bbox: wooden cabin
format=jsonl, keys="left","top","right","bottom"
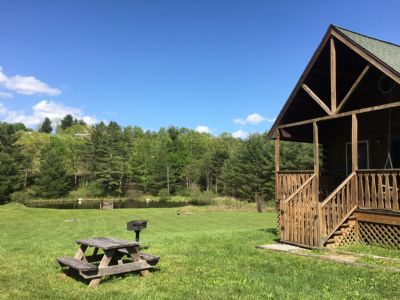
{"left": 268, "top": 25, "right": 400, "bottom": 249}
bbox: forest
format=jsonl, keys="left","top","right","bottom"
{"left": 0, "top": 115, "right": 314, "bottom": 204}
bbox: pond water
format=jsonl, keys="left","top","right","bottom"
{"left": 25, "top": 199, "right": 200, "bottom": 209}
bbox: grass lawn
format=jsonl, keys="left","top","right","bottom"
{"left": 0, "top": 204, "right": 399, "bottom": 299}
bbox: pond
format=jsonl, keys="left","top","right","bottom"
{"left": 25, "top": 199, "right": 202, "bottom": 209}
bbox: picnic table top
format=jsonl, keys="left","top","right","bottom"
{"left": 76, "top": 237, "right": 140, "bottom": 250}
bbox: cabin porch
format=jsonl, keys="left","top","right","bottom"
{"left": 275, "top": 108, "right": 400, "bottom": 249}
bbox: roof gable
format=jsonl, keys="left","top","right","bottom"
{"left": 335, "top": 26, "right": 400, "bottom": 75}
{"left": 267, "top": 25, "right": 400, "bottom": 139}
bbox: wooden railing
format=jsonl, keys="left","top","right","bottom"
{"left": 319, "top": 172, "right": 358, "bottom": 243}
{"left": 277, "top": 170, "right": 314, "bottom": 202}
{"left": 281, "top": 174, "right": 319, "bottom": 247}
{"left": 357, "top": 169, "right": 400, "bottom": 212}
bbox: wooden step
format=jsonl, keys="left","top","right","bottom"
{"left": 348, "top": 216, "right": 356, "bottom": 220}
{"left": 326, "top": 238, "right": 336, "bottom": 244}
{"left": 341, "top": 223, "right": 350, "bottom": 228}
{"left": 57, "top": 256, "right": 97, "bottom": 271}
{"left": 333, "top": 230, "right": 343, "bottom": 236}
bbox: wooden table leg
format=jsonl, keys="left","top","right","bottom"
{"left": 126, "top": 247, "right": 150, "bottom": 277}
{"left": 88, "top": 250, "right": 115, "bottom": 288}
{"left": 74, "top": 244, "right": 88, "bottom": 262}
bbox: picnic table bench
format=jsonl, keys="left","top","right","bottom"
{"left": 57, "top": 237, "right": 159, "bottom": 288}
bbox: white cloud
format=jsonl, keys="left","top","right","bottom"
{"left": 0, "top": 91, "right": 13, "bottom": 98}
{"left": 0, "top": 66, "right": 61, "bottom": 96}
{"left": 195, "top": 125, "right": 211, "bottom": 134}
{"left": 1, "top": 100, "right": 97, "bottom": 128}
{"left": 234, "top": 113, "right": 275, "bottom": 126}
{"left": 232, "top": 129, "right": 248, "bottom": 139}
{"left": 0, "top": 103, "right": 6, "bottom": 114}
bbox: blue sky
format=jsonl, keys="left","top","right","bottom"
{"left": 0, "top": 1, "right": 399, "bottom": 138}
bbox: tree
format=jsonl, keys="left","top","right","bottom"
{"left": 222, "top": 134, "right": 275, "bottom": 200}
{"left": 39, "top": 117, "right": 52, "bottom": 133}
{"left": 0, "top": 122, "right": 27, "bottom": 203}
{"left": 14, "top": 131, "right": 51, "bottom": 189}
{"left": 60, "top": 114, "right": 74, "bottom": 130}
{"left": 89, "top": 121, "right": 125, "bottom": 196}
{"left": 34, "top": 139, "right": 71, "bottom": 198}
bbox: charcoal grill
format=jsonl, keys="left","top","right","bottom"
{"left": 127, "top": 220, "right": 148, "bottom": 242}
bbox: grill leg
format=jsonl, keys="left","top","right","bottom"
{"left": 135, "top": 231, "right": 140, "bottom": 242}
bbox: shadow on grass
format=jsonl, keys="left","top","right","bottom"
{"left": 62, "top": 267, "right": 161, "bottom": 287}
{"left": 258, "top": 228, "right": 280, "bottom": 242}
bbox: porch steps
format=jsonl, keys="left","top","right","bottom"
{"left": 325, "top": 216, "right": 357, "bottom": 248}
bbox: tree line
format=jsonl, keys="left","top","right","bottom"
{"left": 0, "top": 115, "right": 314, "bottom": 204}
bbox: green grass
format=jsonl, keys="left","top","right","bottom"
{"left": 0, "top": 204, "right": 399, "bottom": 299}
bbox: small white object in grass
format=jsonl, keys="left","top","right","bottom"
{"left": 64, "top": 219, "right": 78, "bottom": 222}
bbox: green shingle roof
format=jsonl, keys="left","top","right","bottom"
{"left": 334, "top": 26, "right": 400, "bottom": 75}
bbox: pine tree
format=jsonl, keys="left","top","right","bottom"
{"left": 39, "top": 117, "right": 53, "bottom": 133}
{"left": 60, "top": 114, "right": 74, "bottom": 130}
{"left": 34, "top": 140, "right": 71, "bottom": 198}
{"left": 0, "top": 122, "right": 27, "bottom": 203}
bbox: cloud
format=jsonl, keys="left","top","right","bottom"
{"left": 0, "top": 91, "right": 13, "bottom": 98}
{"left": 232, "top": 129, "right": 248, "bottom": 139}
{"left": 0, "top": 66, "right": 61, "bottom": 96}
{"left": 234, "top": 113, "right": 275, "bottom": 126}
{"left": 0, "top": 103, "right": 6, "bottom": 114}
{"left": 195, "top": 125, "right": 211, "bottom": 134}
{"left": 1, "top": 100, "right": 98, "bottom": 128}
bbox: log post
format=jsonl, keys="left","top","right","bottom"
{"left": 313, "top": 122, "right": 319, "bottom": 201}
{"left": 275, "top": 131, "right": 281, "bottom": 236}
{"left": 313, "top": 121, "right": 323, "bottom": 247}
{"left": 352, "top": 114, "right": 359, "bottom": 207}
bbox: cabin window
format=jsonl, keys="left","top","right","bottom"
{"left": 346, "top": 140, "right": 369, "bottom": 175}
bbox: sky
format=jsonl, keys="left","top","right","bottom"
{"left": 0, "top": 0, "right": 400, "bottom": 138}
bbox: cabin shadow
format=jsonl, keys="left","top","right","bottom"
{"left": 259, "top": 228, "right": 279, "bottom": 241}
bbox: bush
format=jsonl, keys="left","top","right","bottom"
{"left": 158, "top": 189, "right": 171, "bottom": 202}
{"left": 188, "top": 185, "right": 215, "bottom": 205}
{"left": 69, "top": 182, "right": 104, "bottom": 198}
{"left": 126, "top": 188, "right": 142, "bottom": 201}
{"left": 10, "top": 191, "right": 31, "bottom": 203}
{"left": 188, "top": 184, "right": 201, "bottom": 202}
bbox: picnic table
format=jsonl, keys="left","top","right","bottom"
{"left": 57, "top": 237, "right": 159, "bottom": 288}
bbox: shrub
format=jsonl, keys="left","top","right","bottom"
{"left": 69, "top": 182, "right": 104, "bottom": 198}
{"left": 10, "top": 191, "right": 31, "bottom": 203}
{"left": 158, "top": 189, "right": 171, "bottom": 202}
{"left": 126, "top": 188, "right": 142, "bottom": 201}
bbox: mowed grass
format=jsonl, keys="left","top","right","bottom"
{"left": 0, "top": 204, "right": 399, "bottom": 299}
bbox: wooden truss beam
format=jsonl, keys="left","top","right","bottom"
{"left": 330, "top": 38, "right": 337, "bottom": 113}
{"left": 278, "top": 101, "right": 400, "bottom": 129}
{"left": 331, "top": 30, "right": 400, "bottom": 85}
{"left": 336, "top": 65, "right": 370, "bottom": 113}
{"left": 302, "top": 84, "right": 332, "bottom": 115}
